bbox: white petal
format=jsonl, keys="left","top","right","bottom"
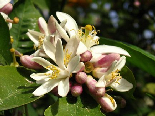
{"left": 113, "top": 56, "right": 126, "bottom": 71}
{"left": 67, "top": 56, "right": 80, "bottom": 73}
{"left": 33, "top": 79, "right": 59, "bottom": 96}
{"left": 90, "top": 52, "right": 103, "bottom": 63}
{"left": 76, "top": 41, "right": 88, "bottom": 55}
{"left": 32, "top": 57, "right": 52, "bottom": 68}
{"left": 110, "top": 78, "right": 133, "bottom": 92}
{"left": 73, "top": 62, "right": 84, "bottom": 73}
{"left": 0, "top": 0, "right": 10, "bottom": 8}
{"left": 43, "top": 38, "right": 56, "bottom": 61}
{"left": 30, "top": 71, "right": 52, "bottom": 81}
{"left": 38, "top": 17, "right": 48, "bottom": 36}
{"left": 55, "top": 39, "right": 65, "bottom": 69}
{"left": 91, "top": 45, "right": 131, "bottom": 57}
{"left": 56, "top": 22, "right": 69, "bottom": 42}
{"left": 65, "top": 37, "right": 80, "bottom": 58}
{"left": 58, "top": 77, "right": 69, "bottom": 97}
{"left": 56, "top": 12, "right": 78, "bottom": 38}
{"left": 95, "top": 75, "right": 106, "bottom": 87}
{"left": 48, "top": 15, "right": 56, "bottom": 34}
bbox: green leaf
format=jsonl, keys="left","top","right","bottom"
{"left": 0, "top": 14, "right": 12, "bottom": 65}
{"left": 0, "top": 66, "right": 40, "bottom": 111}
{"left": 44, "top": 93, "right": 105, "bottom": 116}
{"left": 99, "top": 37, "right": 155, "bottom": 77}
{"left": 9, "top": 0, "right": 41, "bottom": 54}
{"left": 120, "top": 66, "right": 136, "bottom": 99}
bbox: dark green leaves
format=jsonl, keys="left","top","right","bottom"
{"left": 99, "top": 37, "right": 155, "bottom": 77}
{"left": 9, "top": 0, "right": 41, "bottom": 54}
{"left": 0, "top": 14, "right": 12, "bottom": 65}
{"left": 44, "top": 93, "right": 105, "bottom": 116}
{"left": 0, "top": 66, "right": 39, "bottom": 111}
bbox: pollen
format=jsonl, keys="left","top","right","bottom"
{"left": 64, "top": 49, "right": 72, "bottom": 66}
{"left": 10, "top": 36, "right": 14, "bottom": 44}
{"left": 46, "top": 65, "right": 60, "bottom": 79}
{"left": 34, "top": 35, "right": 45, "bottom": 49}
{"left": 84, "top": 62, "right": 94, "bottom": 73}
{"left": 10, "top": 48, "right": 15, "bottom": 52}
{"left": 13, "top": 17, "right": 19, "bottom": 24}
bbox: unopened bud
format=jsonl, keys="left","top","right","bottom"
{"left": 20, "top": 55, "right": 43, "bottom": 69}
{"left": 96, "top": 87, "right": 105, "bottom": 97}
{"left": 0, "top": 3, "right": 13, "bottom": 14}
{"left": 71, "top": 83, "right": 83, "bottom": 97}
{"left": 80, "top": 50, "right": 92, "bottom": 62}
{"left": 134, "top": 0, "right": 140, "bottom": 7}
{"left": 99, "top": 94, "right": 117, "bottom": 113}
{"left": 94, "top": 53, "right": 120, "bottom": 68}
{"left": 75, "top": 72, "right": 87, "bottom": 84}
{"left": 92, "top": 67, "right": 107, "bottom": 78}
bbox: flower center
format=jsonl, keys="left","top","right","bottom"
{"left": 84, "top": 62, "right": 94, "bottom": 73}
{"left": 34, "top": 35, "right": 45, "bottom": 50}
{"left": 78, "top": 25, "right": 99, "bottom": 48}
{"left": 107, "top": 69, "right": 122, "bottom": 85}
{"left": 46, "top": 65, "right": 60, "bottom": 79}
{"left": 64, "top": 49, "right": 72, "bottom": 67}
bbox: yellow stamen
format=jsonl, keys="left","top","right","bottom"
{"left": 64, "top": 49, "right": 72, "bottom": 66}
{"left": 108, "top": 69, "right": 122, "bottom": 84}
{"left": 10, "top": 48, "right": 15, "bottom": 52}
{"left": 5, "top": 17, "right": 19, "bottom": 24}
{"left": 84, "top": 62, "right": 94, "bottom": 73}
{"left": 46, "top": 65, "right": 60, "bottom": 79}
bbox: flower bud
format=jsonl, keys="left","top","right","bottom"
{"left": 51, "top": 86, "right": 59, "bottom": 96}
{"left": 71, "top": 83, "right": 83, "bottom": 97}
{"left": 0, "top": 3, "right": 13, "bottom": 14}
{"left": 75, "top": 72, "right": 87, "bottom": 84}
{"left": 99, "top": 94, "right": 117, "bottom": 113}
{"left": 96, "top": 87, "right": 105, "bottom": 97}
{"left": 20, "top": 55, "right": 43, "bottom": 69}
{"left": 92, "top": 67, "right": 107, "bottom": 78}
{"left": 94, "top": 53, "right": 120, "bottom": 68}
{"left": 80, "top": 50, "right": 92, "bottom": 62}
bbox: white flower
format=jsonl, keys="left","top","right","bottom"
{"left": 27, "top": 15, "right": 66, "bottom": 57}
{"left": 0, "top": 0, "right": 10, "bottom": 9}
{"left": 56, "top": 12, "right": 100, "bottom": 54}
{"left": 96, "top": 56, "right": 133, "bottom": 92}
{"left": 31, "top": 39, "right": 83, "bottom": 97}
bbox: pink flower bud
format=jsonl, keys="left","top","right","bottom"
{"left": 0, "top": 3, "right": 13, "bottom": 14}
{"left": 94, "top": 53, "right": 120, "bottom": 68}
{"left": 80, "top": 50, "right": 92, "bottom": 62}
{"left": 75, "top": 72, "right": 87, "bottom": 84}
{"left": 96, "top": 87, "right": 105, "bottom": 97}
{"left": 71, "top": 83, "right": 83, "bottom": 97}
{"left": 134, "top": 0, "right": 140, "bottom": 7}
{"left": 20, "top": 55, "right": 43, "bottom": 69}
{"left": 92, "top": 67, "right": 107, "bottom": 78}
{"left": 99, "top": 94, "right": 117, "bottom": 112}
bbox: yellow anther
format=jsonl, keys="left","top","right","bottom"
{"left": 84, "top": 62, "right": 94, "bottom": 73}
{"left": 46, "top": 65, "right": 60, "bottom": 79}
{"left": 10, "top": 36, "right": 14, "bottom": 44}
{"left": 64, "top": 49, "right": 72, "bottom": 66}
{"left": 10, "top": 48, "right": 15, "bottom": 52}
{"left": 13, "top": 17, "right": 19, "bottom": 24}
{"left": 85, "top": 25, "right": 92, "bottom": 31}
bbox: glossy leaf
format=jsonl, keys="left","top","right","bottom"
{"left": 99, "top": 37, "right": 155, "bottom": 77}
{"left": 0, "top": 66, "right": 40, "bottom": 111}
{"left": 9, "top": 0, "right": 41, "bottom": 54}
{"left": 0, "top": 14, "right": 12, "bottom": 65}
{"left": 44, "top": 93, "right": 105, "bottom": 116}
{"left": 120, "top": 66, "right": 136, "bottom": 99}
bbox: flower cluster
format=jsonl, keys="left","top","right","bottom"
{"left": 20, "top": 12, "right": 133, "bottom": 112}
